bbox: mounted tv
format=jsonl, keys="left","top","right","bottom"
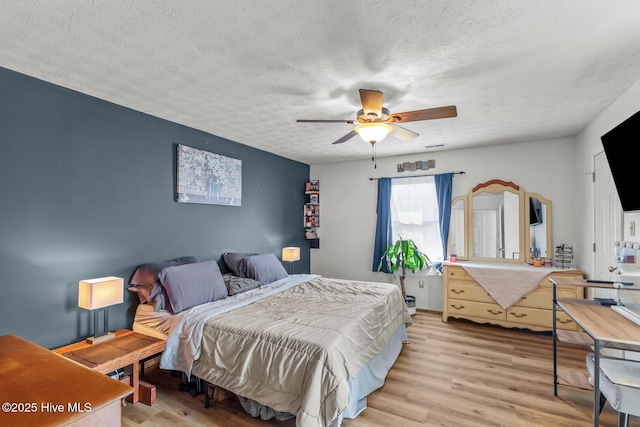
{"left": 601, "top": 110, "right": 640, "bottom": 212}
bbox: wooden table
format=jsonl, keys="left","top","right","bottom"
{"left": 0, "top": 334, "right": 132, "bottom": 427}
{"left": 52, "top": 330, "right": 166, "bottom": 405}
{"left": 550, "top": 277, "right": 640, "bottom": 426}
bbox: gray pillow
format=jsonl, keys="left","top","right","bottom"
{"left": 223, "top": 274, "right": 262, "bottom": 296}
{"left": 158, "top": 260, "right": 227, "bottom": 313}
{"left": 129, "top": 256, "right": 198, "bottom": 304}
{"left": 130, "top": 256, "right": 198, "bottom": 287}
{"left": 242, "top": 253, "right": 288, "bottom": 284}
{"left": 223, "top": 252, "right": 258, "bottom": 277}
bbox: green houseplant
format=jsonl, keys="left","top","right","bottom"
{"left": 377, "top": 237, "right": 431, "bottom": 303}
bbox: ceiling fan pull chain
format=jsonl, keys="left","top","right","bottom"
{"left": 372, "top": 144, "right": 377, "bottom": 169}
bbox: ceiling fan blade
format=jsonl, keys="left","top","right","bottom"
{"left": 297, "top": 119, "right": 354, "bottom": 123}
{"left": 332, "top": 130, "right": 358, "bottom": 144}
{"left": 390, "top": 124, "right": 419, "bottom": 141}
{"left": 390, "top": 105, "right": 457, "bottom": 123}
{"left": 359, "top": 89, "right": 383, "bottom": 117}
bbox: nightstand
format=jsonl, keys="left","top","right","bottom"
{"left": 53, "top": 330, "right": 166, "bottom": 405}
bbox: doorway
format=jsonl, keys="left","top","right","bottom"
{"left": 593, "top": 151, "right": 623, "bottom": 298}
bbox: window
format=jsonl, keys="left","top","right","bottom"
{"left": 390, "top": 176, "right": 444, "bottom": 263}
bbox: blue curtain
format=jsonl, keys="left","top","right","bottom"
{"left": 435, "top": 173, "right": 453, "bottom": 271}
{"left": 372, "top": 178, "right": 392, "bottom": 273}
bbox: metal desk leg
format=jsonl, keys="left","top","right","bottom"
{"left": 552, "top": 281, "right": 558, "bottom": 396}
{"left": 593, "top": 340, "right": 600, "bottom": 427}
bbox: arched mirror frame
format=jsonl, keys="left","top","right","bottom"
{"left": 467, "top": 179, "right": 525, "bottom": 263}
{"left": 524, "top": 192, "right": 552, "bottom": 265}
{"left": 448, "top": 196, "right": 468, "bottom": 260}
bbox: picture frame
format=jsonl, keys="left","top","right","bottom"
{"left": 176, "top": 144, "right": 242, "bottom": 206}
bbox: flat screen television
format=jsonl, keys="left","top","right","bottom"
{"left": 601, "top": 110, "right": 640, "bottom": 212}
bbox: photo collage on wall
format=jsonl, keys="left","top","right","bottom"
{"left": 305, "top": 180, "right": 319, "bottom": 240}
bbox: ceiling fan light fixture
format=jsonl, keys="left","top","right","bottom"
{"left": 354, "top": 123, "right": 393, "bottom": 144}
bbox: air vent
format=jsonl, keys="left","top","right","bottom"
{"left": 424, "top": 144, "right": 445, "bottom": 149}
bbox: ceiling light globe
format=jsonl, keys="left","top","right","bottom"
{"left": 355, "top": 123, "right": 392, "bottom": 144}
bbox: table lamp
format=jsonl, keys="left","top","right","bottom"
{"left": 78, "top": 276, "right": 124, "bottom": 344}
{"left": 282, "top": 247, "right": 300, "bottom": 274}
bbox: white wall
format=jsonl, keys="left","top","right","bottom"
{"left": 310, "top": 137, "right": 576, "bottom": 311}
{"left": 574, "top": 79, "right": 640, "bottom": 277}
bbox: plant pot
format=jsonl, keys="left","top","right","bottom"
{"left": 405, "top": 295, "right": 416, "bottom": 316}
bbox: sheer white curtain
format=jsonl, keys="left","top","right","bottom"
{"left": 390, "top": 176, "right": 444, "bottom": 264}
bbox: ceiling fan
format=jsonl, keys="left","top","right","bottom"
{"left": 297, "top": 89, "right": 457, "bottom": 145}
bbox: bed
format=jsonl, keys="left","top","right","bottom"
{"left": 129, "top": 254, "right": 412, "bottom": 427}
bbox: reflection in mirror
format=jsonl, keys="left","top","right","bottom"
{"left": 448, "top": 196, "right": 466, "bottom": 259}
{"left": 471, "top": 192, "right": 521, "bottom": 259}
{"left": 525, "top": 193, "right": 552, "bottom": 264}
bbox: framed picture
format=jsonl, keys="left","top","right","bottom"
{"left": 176, "top": 144, "right": 242, "bottom": 206}
{"left": 305, "top": 180, "right": 319, "bottom": 192}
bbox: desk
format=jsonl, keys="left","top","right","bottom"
{"left": 550, "top": 277, "right": 640, "bottom": 426}
{"left": 0, "top": 334, "right": 132, "bottom": 426}
{"left": 52, "top": 330, "right": 166, "bottom": 405}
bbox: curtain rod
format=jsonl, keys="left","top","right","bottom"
{"left": 368, "top": 171, "right": 466, "bottom": 181}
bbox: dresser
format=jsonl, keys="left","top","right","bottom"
{"left": 442, "top": 263, "right": 584, "bottom": 331}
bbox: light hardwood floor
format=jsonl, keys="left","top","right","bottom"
{"left": 123, "top": 311, "right": 637, "bottom": 426}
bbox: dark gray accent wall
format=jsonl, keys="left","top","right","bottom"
{"left": 0, "top": 67, "right": 309, "bottom": 348}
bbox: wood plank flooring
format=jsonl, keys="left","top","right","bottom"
{"left": 123, "top": 311, "right": 637, "bottom": 426}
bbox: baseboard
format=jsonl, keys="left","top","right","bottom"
{"left": 416, "top": 308, "right": 443, "bottom": 315}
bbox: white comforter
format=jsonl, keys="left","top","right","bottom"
{"left": 160, "top": 274, "right": 411, "bottom": 427}
{"left": 160, "top": 274, "right": 316, "bottom": 375}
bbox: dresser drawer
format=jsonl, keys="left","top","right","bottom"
{"left": 506, "top": 306, "right": 578, "bottom": 331}
{"left": 514, "top": 287, "right": 577, "bottom": 309}
{"left": 446, "top": 267, "right": 474, "bottom": 282}
{"left": 555, "top": 310, "right": 578, "bottom": 331}
{"left": 447, "top": 298, "right": 506, "bottom": 321}
{"left": 448, "top": 280, "right": 496, "bottom": 304}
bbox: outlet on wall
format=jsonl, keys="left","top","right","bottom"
{"left": 418, "top": 280, "right": 425, "bottom": 288}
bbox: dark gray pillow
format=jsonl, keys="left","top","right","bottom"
{"left": 129, "top": 256, "right": 198, "bottom": 304}
{"left": 223, "top": 274, "right": 262, "bottom": 296}
{"left": 242, "top": 253, "right": 288, "bottom": 284}
{"left": 223, "top": 252, "right": 258, "bottom": 277}
{"left": 158, "top": 260, "right": 227, "bottom": 313}
{"left": 130, "top": 256, "right": 199, "bottom": 287}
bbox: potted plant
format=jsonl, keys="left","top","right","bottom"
{"left": 377, "top": 237, "right": 431, "bottom": 314}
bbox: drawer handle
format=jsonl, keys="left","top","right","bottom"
{"left": 487, "top": 309, "right": 503, "bottom": 315}
{"left": 450, "top": 304, "right": 465, "bottom": 310}
{"left": 557, "top": 318, "right": 573, "bottom": 324}
{"left": 451, "top": 289, "right": 465, "bottom": 294}
{"left": 510, "top": 313, "right": 527, "bottom": 318}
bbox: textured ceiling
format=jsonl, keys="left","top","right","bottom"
{"left": 2, "top": 1, "right": 640, "bottom": 165}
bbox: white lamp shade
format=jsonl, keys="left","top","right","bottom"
{"left": 282, "top": 247, "right": 301, "bottom": 262}
{"left": 78, "top": 276, "right": 124, "bottom": 310}
{"left": 355, "top": 123, "right": 392, "bottom": 144}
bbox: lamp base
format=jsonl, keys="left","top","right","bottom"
{"left": 86, "top": 332, "right": 115, "bottom": 345}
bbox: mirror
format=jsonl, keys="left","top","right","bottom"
{"left": 468, "top": 180, "right": 524, "bottom": 263}
{"left": 525, "top": 193, "right": 552, "bottom": 264}
{"left": 448, "top": 196, "right": 467, "bottom": 260}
